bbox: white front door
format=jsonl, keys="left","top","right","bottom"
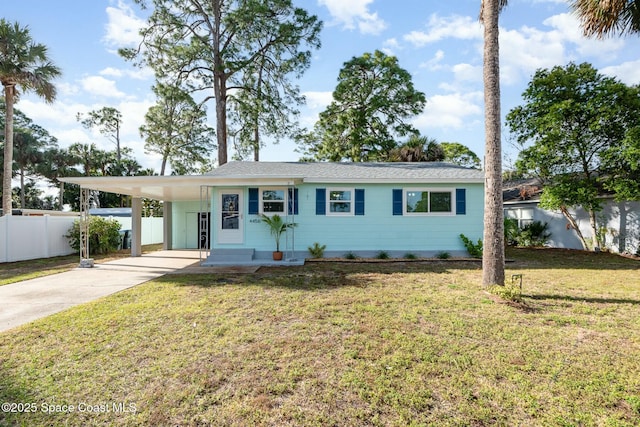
{"left": 217, "top": 189, "right": 243, "bottom": 244}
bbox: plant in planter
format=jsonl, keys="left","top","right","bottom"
{"left": 261, "top": 214, "right": 296, "bottom": 260}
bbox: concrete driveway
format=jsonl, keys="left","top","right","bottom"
{"left": 0, "top": 250, "right": 201, "bottom": 333}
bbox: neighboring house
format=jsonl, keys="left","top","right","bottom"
{"left": 503, "top": 178, "right": 640, "bottom": 254}
{"left": 62, "top": 161, "right": 485, "bottom": 264}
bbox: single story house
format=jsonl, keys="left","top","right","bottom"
{"left": 503, "top": 178, "right": 640, "bottom": 254}
{"left": 62, "top": 161, "right": 485, "bottom": 264}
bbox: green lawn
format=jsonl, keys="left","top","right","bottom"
{"left": 1, "top": 248, "right": 639, "bottom": 426}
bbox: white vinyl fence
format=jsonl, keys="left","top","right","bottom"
{"left": 0, "top": 215, "right": 77, "bottom": 263}
{"left": 113, "top": 217, "right": 164, "bottom": 248}
{"left": 0, "top": 215, "right": 164, "bottom": 263}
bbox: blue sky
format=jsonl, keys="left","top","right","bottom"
{"left": 3, "top": 0, "right": 639, "bottom": 174}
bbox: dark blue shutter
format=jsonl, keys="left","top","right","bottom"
{"left": 456, "top": 188, "right": 466, "bottom": 215}
{"left": 392, "top": 189, "right": 403, "bottom": 216}
{"left": 316, "top": 188, "right": 326, "bottom": 215}
{"left": 354, "top": 189, "right": 365, "bottom": 215}
{"left": 248, "top": 188, "right": 259, "bottom": 214}
{"left": 287, "top": 188, "right": 299, "bottom": 215}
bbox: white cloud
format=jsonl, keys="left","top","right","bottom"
{"left": 543, "top": 13, "right": 624, "bottom": 59}
{"left": 451, "top": 63, "right": 481, "bottom": 83}
{"left": 499, "top": 25, "right": 566, "bottom": 85}
{"left": 57, "top": 82, "right": 80, "bottom": 97}
{"left": 382, "top": 38, "right": 400, "bottom": 55}
{"left": 358, "top": 12, "right": 387, "bottom": 35}
{"left": 80, "top": 76, "right": 126, "bottom": 98}
{"left": 103, "top": 0, "right": 145, "bottom": 47}
{"left": 413, "top": 92, "right": 483, "bottom": 130}
{"left": 100, "top": 66, "right": 154, "bottom": 81}
{"left": 100, "top": 67, "right": 124, "bottom": 78}
{"left": 16, "top": 99, "right": 85, "bottom": 127}
{"left": 419, "top": 50, "right": 445, "bottom": 71}
{"left": 498, "top": 13, "right": 625, "bottom": 86}
{"left": 318, "top": 0, "right": 387, "bottom": 35}
{"left": 404, "top": 14, "right": 481, "bottom": 47}
{"left": 302, "top": 91, "right": 333, "bottom": 110}
{"left": 602, "top": 60, "right": 640, "bottom": 85}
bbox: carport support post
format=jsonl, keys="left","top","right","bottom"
{"left": 131, "top": 197, "right": 142, "bottom": 257}
{"left": 163, "top": 201, "right": 172, "bottom": 250}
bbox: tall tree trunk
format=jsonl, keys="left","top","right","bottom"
{"left": 588, "top": 208, "right": 600, "bottom": 250}
{"left": 481, "top": 0, "right": 505, "bottom": 286}
{"left": 253, "top": 124, "right": 260, "bottom": 161}
{"left": 160, "top": 155, "right": 167, "bottom": 176}
{"left": 215, "top": 79, "right": 228, "bottom": 166}
{"left": 20, "top": 168, "right": 25, "bottom": 209}
{"left": 253, "top": 64, "right": 265, "bottom": 162}
{"left": 212, "top": 0, "right": 227, "bottom": 166}
{"left": 116, "top": 121, "right": 121, "bottom": 163}
{"left": 2, "top": 84, "right": 15, "bottom": 216}
{"left": 59, "top": 181, "right": 64, "bottom": 211}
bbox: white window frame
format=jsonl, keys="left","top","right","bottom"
{"left": 505, "top": 207, "right": 534, "bottom": 228}
{"left": 327, "top": 187, "right": 354, "bottom": 216}
{"left": 259, "top": 188, "right": 287, "bottom": 215}
{"left": 403, "top": 188, "right": 455, "bottom": 216}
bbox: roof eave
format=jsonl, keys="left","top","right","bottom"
{"left": 304, "top": 178, "right": 485, "bottom": 184}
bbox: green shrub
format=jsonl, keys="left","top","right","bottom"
{"left": 515, "top": 221, "right": 551, "bottom": 247}
{"left": 489, "top": 284, "right": 523, "bottom": 303}
{"left": 436, "top": 251, "right": 451, "bottom": 259}
{"left": 308, "top": 242, "right": 326, "bottom": 258}
{"left": 376, "top": 250, "right": 390, "bottom": 259}
{"left": 403, "top": 252, "right": 417, "bottom": 259}
{"left": 504, "top": 217, "right": 520, "bottom": 246}
{"left": 66, "top": 216, "right": 122, "bottom": 255}
{"left": 344, "top": 251, "right": 358, "bottom": 260}
{"left": 460, "top": 234, "right": 483, "bottom": 258}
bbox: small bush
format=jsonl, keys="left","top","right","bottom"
{"left": 489, "top": 284, "right": 523, "bottom": 303}
{"left": 504, "top": 218, "right": 519, "bottom": 246}
{"left": 436, "top": 251, "right": 451, "bottom": 259}
{"left": 403, "top": 253, "right": 417, "bottom": 259}
{"left": 460, "top": 234, "right": 483, "bottom": 258}
{"left": 66, "top": 216, "right": 122, "bottom": 255}
{"left": 376, "top": 250, "right": 390, "bottom": 259}
{"left": 344, "top": 251, "right": 358, "bottom": 260}
{"left": 307, "top": 242, "right": 326, "bottom": 258}
{"left": 515, "top": 221, "right": 551, "bottom": 247}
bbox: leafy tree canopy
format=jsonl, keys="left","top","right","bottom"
{"left": 140, "top": 83, "right": 215, "bottom": 175}
{"left": 440, "top": 142, "right": 482, "bottom": 169}
{"left": 507, "top": 62, "right": 640, "bottom": 249}
{"left": 300, "top": 50, "right": 426, "bottom": 162}
{"left": 122, "top": 0, "right": 322, "bottom": 165}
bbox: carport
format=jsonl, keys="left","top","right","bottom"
{"left": 60, "top": 175, "right": 221, "bottom": 258}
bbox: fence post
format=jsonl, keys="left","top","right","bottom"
{"left": 1, "top": 216, "right": 7, "bottom": 263}
{"left": 44, "top": 215, "right": 50, "bottom": 259}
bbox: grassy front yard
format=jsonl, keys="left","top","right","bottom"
{"left": 1, "top": 248, "right": 639, "bottom": 426}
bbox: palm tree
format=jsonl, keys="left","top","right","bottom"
{"left": 0, "top": 19, "right": 61, "bottom": 216}
{"left": 388, "top": 135, "right": 445, "bottom": 162}
{"left": 480, "top": 0, "right": 508, "bottom": 287}
{"left": 571, "top": 0, "right": 640, "bottom": 37}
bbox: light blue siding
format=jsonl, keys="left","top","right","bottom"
{"left": 172, "top": 182, "right": 484, "bottom": 256}
{"left": 172, "top": 201, "right": 203, "bottom": 249}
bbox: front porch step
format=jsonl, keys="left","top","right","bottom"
{"left": 205, "top": 249, "right": 255, "bottom": 263}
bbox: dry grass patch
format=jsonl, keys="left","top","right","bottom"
{"left": 0, "top": 249, "right": 639, "bottom": 426}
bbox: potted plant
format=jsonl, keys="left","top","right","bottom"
{"left": 261, "top": 214, "right": 296, "bottom": 260}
